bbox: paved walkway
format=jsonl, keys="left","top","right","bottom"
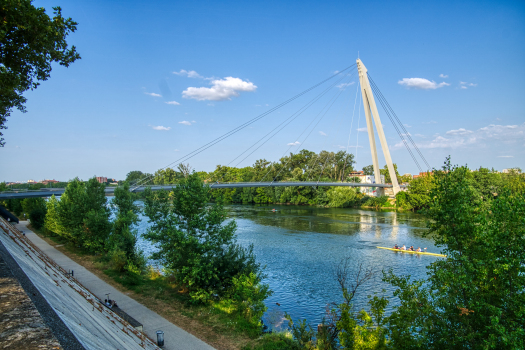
{"left": 15, "top": 221, "right": 215, "bottom": 350}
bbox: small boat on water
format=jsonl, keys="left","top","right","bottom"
{"left": 377, "top": 246, "right": 446, "bottom": 258}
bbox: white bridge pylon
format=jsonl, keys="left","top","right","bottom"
{"left": 357, "top": 59, "right": 401, "bottom": 195}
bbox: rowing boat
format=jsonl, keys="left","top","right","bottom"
{"left": 377, "top": 246, "right": 446, "bottom": 258}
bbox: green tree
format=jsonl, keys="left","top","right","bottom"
{"left": 22, "top": 197, "right": 47, "bottom": 228}
{"left": 110, "top": 181, "right": 144, "bottom": 272}
{"left": 0, "top": 0, "right": 80, "bottom": 146}
{"left": 58, "top": 178, "right": 111, "bottom": 252}
{"left": 143, "top": 172, "right": 267, "bottom": 304}
{"left": 384, "top": 158, "right": 525, "bottom": 349}
{"left": 380, "top": 164, "right": 399, "bottom": 184}
{"left": 44, "top": 195, "right": 63, "bottom": 234}
{"left": 362, "top": 165, "right": 374, "bottom": 175}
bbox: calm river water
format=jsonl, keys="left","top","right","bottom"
{"left": 135, "top": 203, "right": 440, "bottom": 330}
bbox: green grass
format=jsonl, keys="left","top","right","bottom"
{"left": 242, "top": 333, "right": 299, "bottom": 350}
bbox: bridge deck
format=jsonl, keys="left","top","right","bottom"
{"left": 0, "top": 182, "right": 394, "bottom": 200}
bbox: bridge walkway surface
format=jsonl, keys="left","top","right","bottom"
{"left": 1, "top": 220, "right": 215, "bottom": 350}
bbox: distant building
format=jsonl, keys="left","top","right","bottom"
{"left": 347, "top": 173, "right": 386, "bottom": 195}
{"left": 27, "top": 179, "right": 36, "bottom": 184}
{"left": 40, "top": 179, "right": 59, "bottom": 185}
{"left": 96, "top": 177, "right": 108, "bottom": 184}
{"left": 402, "top": 173, "right": 413, "bottom": 179}
{"left": 413, "top": 171, "right": 433, "bottom": 179}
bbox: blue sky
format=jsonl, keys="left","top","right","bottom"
{"left": 1, "top": 0, "right": 524, "bottom": 182}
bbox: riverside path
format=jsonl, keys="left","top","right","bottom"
{"left": 11, "top": 220, "right": 215, "bottom": 350}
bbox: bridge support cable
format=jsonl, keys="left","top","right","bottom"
{"left": 257, "top": 76, "right": 350, "bottom": 184}
{"left": 260, "top": 72, "right": 357, "bottom": 183}
{"left": 314, "top": 91, "right": 355, "bottom": 184}
{"left": 130, "top": 64, "right": 357, "bottom": 190}
{"left": 217, "top": 68, "right": 354, "bottom": 184}
{"left": 368, "top": 80, "right": 423, "bottom": 173}
{"left": 367, "top": 74, "right": 431, "bottom": 171}
{"left": 353, "top": 81, "right": 363, "bottom": 181}
{"left": 341, "top": 79, "right": 361, "bottom": 181}
{"left": 301, "top": 89, "right": 352, "bottom": 183}
{"left": 261, "top": 85, "right": 347, "bottom": 184}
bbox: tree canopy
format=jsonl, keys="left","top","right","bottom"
{"left": 0, "top": 0, "right": 80, "bottom": 146}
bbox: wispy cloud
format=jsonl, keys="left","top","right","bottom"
{"left": 173, "top": 69, "right": 203, "bottom": 79}
{"left": 357, "top": 127, "right": 368, "bottom": 132}
{"left": 414, "top": 134, "right": 425, "bottom": 138}
{"left": 446, "top": 128, "right": 473, "bottom": 135}
{"left": 287, "top": 141, "right": 301, "bottom": 146}
{"left": 183, "top": 77, "right": 257, "bottom": 101}
{"left": 337, "top": 82, "right": 355, "bottom": 90}
{"left": 150, "top": 125, "right": 171, "bottom": 131}
{"left": 398, "top": 78, "right": 449, "bottom": 90}
{"left": 179, "top": 121, "right": 192, "bottom": 126}
{"left": 145, "top": 92, "right": 162, "bottom": 97}
{"left": 174, "top": 149, "right": 180, "bottom": 152}
{"left": 459, "top": 81, "right": 477, "bottom": 89}
{"left": 393, "top": 123, "right": 524, "bottom": 150}
{"left": 439, "top": 74, "right": 448, "bottom": 78}
{"left": 404, "top": 124, "right": 411, "bottom": 128}
{"left": 319, "top": 131, "right": 327, "bottom": 136}
{"left": 165, "top": 101, "right": 180, "bottom": 105}
{"left": 498, "top": 155, "right": 514, "bottom": 158}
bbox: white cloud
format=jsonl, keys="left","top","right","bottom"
{"left": 165, "top": 101, "right": 180, "bottom": 105}
{"left": 337, "top": 82, "right": 355, "bottom": 90}
{"left": 398, "top": 78, "right": 450, "bottom": 90}
{"left": 191, "top": 120, "right": 196, "bottom": 123}
{"left": 393, "top": 123, "right": 525, "bottom": 150}
{"left": 287, "top": 141, "right": 301, "bottom": 146}
{"left": 446, "top": 128, "right": 473, "bottom": 135}
{"left": 183, "top": 77, "right": 257, "bottom": 101}
{"left": 319, "top": 131, "right": 327, "bottom": 136}
{"left": 498, "top": 155, "right": 513, "bottom": 158}
{"left": 414, "top": 134, "right": 425, "bottom": 138}
{"left": 179, "top": 121, "right": 192, "bottom": 126}
{"left": 173, "top": 69, "right": 203, "bottom": 78}
{"left": 459, "top": 81, "right": 477, "bottom": 89}
{"left": 151, "top": 125, "right": 171, "bottom": 131}
{"left": 174, "top": 149, "right": 180, "bottom": 152}
{"left": 439, "top": 74, "right": 448, "bottom": 78}
{"left": 357, "top": 127, "right": 368, "bottom": 132}
{"left": 145, "top": 92, "right": 162, "bottom": 97}
{"left": 404, "top": 124, "right": 411, "bottom": 128}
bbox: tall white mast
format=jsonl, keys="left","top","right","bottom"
{"left": 356, "top": 58, "right": 400, "bottom": 195}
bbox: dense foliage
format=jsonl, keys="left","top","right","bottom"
{"left": 143, "top": 172, "right": 271, "bottom": 309}
{"left": 383, "top": 159, "right": 525, "bottom": 350}
{"left": 0, "top": 0, "right": 80, "bottom": 146}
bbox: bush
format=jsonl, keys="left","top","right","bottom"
{"left": 228, "top": 273, "right": 272, "bottom": 325}
{"left": 29, "top": 207, "right": 46, "bottom": 229}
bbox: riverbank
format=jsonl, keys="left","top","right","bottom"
{"left": 26, "top": 222, "right": 277, "bottom": 350}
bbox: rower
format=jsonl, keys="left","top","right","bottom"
{"left": 409, "top": 246, "right": 414, "bottom": 251}
{"left": 401, "top": 245, "right": 406, "bottom": 250}
{"left": 393, "top": 244, "right": 399, "bottom": 249}
{"left": 416, "top": 247, "right": 422, "bottom": 252}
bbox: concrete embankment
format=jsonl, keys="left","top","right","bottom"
{"left": 0, "top": 218, "right": 215, "bottom": 350}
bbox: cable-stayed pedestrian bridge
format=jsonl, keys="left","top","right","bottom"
{"left": 2, "top": 59, "right": 428, "bottom": 201}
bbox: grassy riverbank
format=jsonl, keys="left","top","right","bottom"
{"left": 29, "top": 224, "right": 285, "bottom": 350}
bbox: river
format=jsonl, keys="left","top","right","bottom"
{"left": 135, "top": 203, "right": 440, "bottom": 330}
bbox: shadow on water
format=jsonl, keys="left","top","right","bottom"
{"left": 136, "top": 203, "right": 440, "bottom": 331}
